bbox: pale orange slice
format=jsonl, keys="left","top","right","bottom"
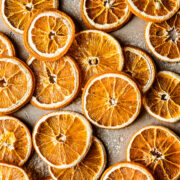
{"left": 126, "top": 0, "right": 180, "bottom": 22}
{"left": 33, "top": 111, "right": 93, "bottom": 168}
{"left": 143, "top": 71, "right": 180, "bottom": 123}
{"left": 81, "top": 0, "right": 131, "bottom": 32}
{"left": 0, "top": 32, "right": 15, "bottom": 57}
{"left": 0, "top": 163, "right": 29, "bottom": 179}
{"left": 145, "top": 11, "right": 180, "bottom": 63}
{"left": 24, "top": 9, "right": 75, "bottom": 61}
{"left": 68, "top": 30, "right": 124, "bottom": 87}
{"left": 1, "top": 0, "right": 59, "bottom": 34}
{"left": 0, "top": 57, "right": 35, "bottom": 114}
{"left": 49, "top": 137, "right": 106, "bottom": 180}
{"left": 27, "top": 56, "right": 80, "bottom": 110}
{"left": 82, "top": 72, "right": 141, "bottom": 129}
{"left": 127, "top": 125, "right": 180, "bottom": 180}
{"left": 0, "top": 116, "right": 32, "bottom": 166}
{"left": 101, "top": 162, "right": 154, "bottom": 180}
{"left": 124, "top": 46, "right": 156, "bottom": 93}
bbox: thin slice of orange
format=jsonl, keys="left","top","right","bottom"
{"left": 124, "top": 46, "right": 156, "bottom": 93}
{"left": 27, "top": 56, "right": 80, "bottom": 110}
{"left": 24, "top": 9, "right": 75, "bottom": 61}
{"left": 145, "top": 11, "right": 180, "bottom": 63}
{"left": 82, "top": 72, "right": 141, "bottom": 129}
{"left": 0, "top": 32, "right": 15, "bottom": 57}
{"left": 0, "top": 57, "right": 35, "bottom": 114}
{"left": 126, "top": 0, "right": 180, "bottom": 22}
{"left": 0, "top": 163, "right": 29, "bottom": 179}
{"left": 127, "top": 125, "right": 180, "bottom": 180}
{"left": 1, "top": 0, "right": 59, "bottom": 34}
{"left": 143, "top": 71, "right": 180, "bottom": 123}
{"left": 68, "top": 30, "right": 124, "bottom": 87}
{"left": 81, "top": 0, "right": 131, "bottom": 32}
{"left": 0, "top": 116, "right": 32, "bottom": 166}
{"left": 101, "top": 162, "right": 154, "bottom": 180}
{"left": 33, "top": 111, "right": 93, "bottom": 168}
{"left": 49, "top": 137, "right": 106, "bottom": 180}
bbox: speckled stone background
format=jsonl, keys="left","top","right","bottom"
{"left": 0, "top": 0, "right": 179, "bottom": 179}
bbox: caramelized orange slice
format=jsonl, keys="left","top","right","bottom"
{"left": 82, "top": 73, "right": 141, "bottom": 129}
{"left": 143, "top": 71, "right": 180, "bottom": 123}
{"left": 81, "top": 0, "right": 131, "bottom": 32}
{"left": 27, "top": 56, "right": 80, "bottom": 110}
{"left": 33, "top": 111, "right": 92, "bottom": 168}
{"left": 101, "top": 162, "right": 154, "bottom": 180}
{"left": 127, "top": 125, "right": 180, "bottom": 180}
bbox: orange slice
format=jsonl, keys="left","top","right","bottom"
{"left": 81, "top": 0, "right": 131, "bottom": 32}
{"left": 124, "top": 46, "right": 156, "bottom": 93}
{"left": 23, "top": 9, "right": 75, "bottom": 61}
{"left": 0, "top": 57, "right": 35, "bottom": 114}
{"left": 127, "top": 125, "right": 180, "bottom": 180}
{"left": 126, "top": 0, "right": 180, "bottom": 22}
{"left": 0, "top": 163, "right": 29, "bottom": 179}
{"left": 101, "top": 162, "right": 154, "bottom": 180}
{"left": 68, "top": 30, "right": 124, "bottom": 87}
{"left": 145, "top": 11, "right": 180, "bottom": 63}
{"left": 33, "top": 111, "right": 93, "bottom": 168}
{"left": 0, "top": 32, "right": 15, "bottom": 57}
{"left": 1, "top": 0, "right": 59, "bottom": 34}
{"left": 49, "top": 137, "right": 106, "bottom": 180}
{"left": 0, "top": 116, "right": 32, "bottom": 166}
{"left": 27, "top": 56, "right": 80, "bottom": 110}
{"left": 82, "top": 72, "right": 141, "bottom": 129}
{"left": 143, "top": 71, "right": 180, "bottom": 123}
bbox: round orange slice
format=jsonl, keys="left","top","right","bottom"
{"left": 68, "top": 30, "right": 124, "bottom": 87}
{"left": 27, "top": 56, "right": 80, "bottom": 110}
{"left": 23, "top": 9, "right": 75, "bottom": 61}
{"left": 0, "top": 116, "right": 32, "bottom": 166}
{"left": 81, "top": 0, "right": 131, "bottom": 32}
{"left": 101, "top": 162, "right": 154, "bottom": 180}
{"left": 82, "top": 72, "right": 141, "bottom": 129}
{"left": 145, "top": 11, "right": 180, "bottom": 63}
{"left": 0, "top": 163, "right": 29, "bottom": 179}
{"left": 1, "top": 0, "right": 59, "bottom": 34}
{"left": 49, "top": 137, "right": 106, "bottom": 180}
{"left": 126, "top": 0, "right": 180, "bottom": 22}
{"left": 127, "top": 125, "right": 180, "bottom": 180}
{"left": 143, "top": 71, "right": 180, "bottom": 123}
{"left": 0, "top": 57, "right": 35, "bottom": 114}
{"left": 0, "top": 32, "right": 15, "bottom": 57}
{"left": 124, "top": 46, "right": 156, "bottom": 93}
{"left": 32, "top": 111, "right": 93, "bottom": 168}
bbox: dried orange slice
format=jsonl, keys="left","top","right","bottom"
{"left": 49, "top": 137, "right": 106, "bottom": 180}
{"left": 0, "top": 116, "right": 32, "bottom": 166}
{"left": 145, "top": 11, "right": 180, "bottom": 63}
{"left": 68, "top": 30, "right": 124, "bottom": 87}
{"left": 0, "top": 163, "right": 29, "bottom": 179}
{"left": 143, "top": 71, "right": 180, "bottom": 123}
{"left": 101, "top": 162, "right": 154, "bottom": 180}
{"left": 124, "top": 46, "right": 156, "bottom": 93}
{"left": 81, "top": 0, "right": 131, "bottom": 32}
{"left": 1, "top": 0, "right": 59, "bottom": 34}
{"left": 27, "top": 56, "right": 80, "bottom": 110}
{"left": 0, "top": 32, "right": 15, "bottom": 57}
{"left": 127, "top": 125, "right": 180, "bottom": 180}
{"left": 0, "top": 57, "right": 34, "bottom": 114}
{"left": 82, "top": 72, "right": 141, "bottom": 129}
{"left": 126, "top": 0, "right": 180, "bottom": 22}
{"left": 24, "top": 9, "right": 75, "bottom": 61}
{"left": 33, "top": 111, "right": 93, "bottom": 168}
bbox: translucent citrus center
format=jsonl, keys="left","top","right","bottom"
{"left": 0, "top": 78, "right": 7, "bottom": 88}
{"left": 150, "top": 148, "right": 163, "bottom": 162}
{"left": 49, "top": 31, "right": 56, "bottom": 40}
{"left": 103, "top": 0, "right": 115, "bottom": 8}
{"left": 161, "top": 93, "right": 170, "bottom": 101}
{"left": 47, "top": 69, "right": 57, "bottom": 84}
{"left": 25, "top": 3, "right": 33, "bottom": 11}
{"left": 166, "top": 28, "right": 178, "bottom": 43}
{"left": 88, "top": 57, "right": 99, "bottom": 66}
{"left": 56, "top": 133, "right": 66, "bottom": 143}
{"left": 109, "top": 98, "right": 117, "bottom": 106}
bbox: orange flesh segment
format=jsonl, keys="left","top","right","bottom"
{"left": 128, "top": 127, "right": 180, "bottom": 180}
{"left": 50, "top": 138, "right": 105, "bottom": 179}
